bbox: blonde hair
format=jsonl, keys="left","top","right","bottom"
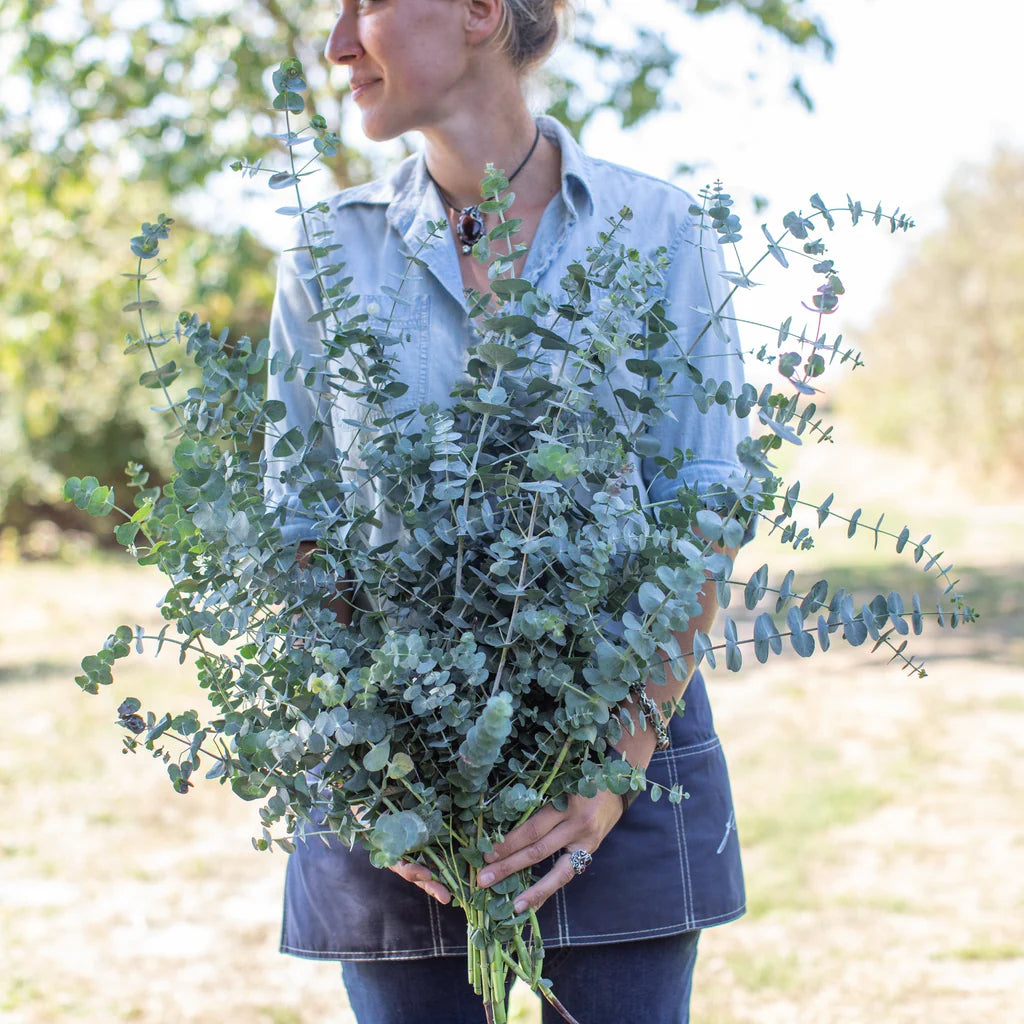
{"left": 495, "top": 0, "right": 573, "bottom": 71}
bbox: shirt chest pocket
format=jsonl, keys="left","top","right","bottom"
{"left": 357, "top": 292, "right": 432, "bottom": 413}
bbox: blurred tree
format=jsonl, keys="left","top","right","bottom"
{"left": 0, "top": 0, "right": 832, "bottom": 541}
{"left": 838, "top": 150, "right": 1024, "bottom": 495}
{"left": 0, "top": 149, "right": 274, "bottom": 537}
{"left": 1, "top": 0, "right": 832, "bottom": 192}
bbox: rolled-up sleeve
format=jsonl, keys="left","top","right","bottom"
{"left": 640, "top": 210, "right": 749, "bottom": 511}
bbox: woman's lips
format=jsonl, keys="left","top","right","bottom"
{"left": 350, "top": 79, "right": 381, "bottom": 101}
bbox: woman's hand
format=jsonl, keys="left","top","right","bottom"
{"left": 475, "top": 788, "right": 624, "bottom": 914}
{"left": 388, "top": 859, "right": 453, "bottom": 905}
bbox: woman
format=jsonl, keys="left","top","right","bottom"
{"left": 266, "top": 1, "right": 749, "bottom": 1021}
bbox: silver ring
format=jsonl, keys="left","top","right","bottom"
{"left": 568, "top": 849, "right": 593, "bottom": 875}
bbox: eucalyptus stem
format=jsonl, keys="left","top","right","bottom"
{"left": 495, "top": 944, "right": 582, "bottom": 1024}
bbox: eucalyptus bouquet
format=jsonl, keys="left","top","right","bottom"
{"left": 66, "top": 61, "right": 973, "bottom": 1024}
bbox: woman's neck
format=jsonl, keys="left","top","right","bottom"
{"left": 421, "top": 98, "right": 559, "bottom": 213}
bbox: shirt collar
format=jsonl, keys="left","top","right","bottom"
{"left": 333, "top": 114, "right": 596, "bottom": 227}
{"left": 535, "top": 114, "right": 594, "bottom": 220}
{"left": 331, "top": 117, "right": 596, "bottom": 310}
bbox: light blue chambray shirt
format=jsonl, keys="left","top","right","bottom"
{"left": 264, "top": 115, "right": 748, "bottom": 551}
{"left": 268, "top": 116, "right": 749, "bottom": 960}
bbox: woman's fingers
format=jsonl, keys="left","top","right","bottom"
{"left": 387, "top": 791, "right": 623, "bottom": 912}
{"left": 506, "top": 854, "right": 579, "bottom": 914}
{"left": 476, "top": 790, "right": 623, "bottom": 909}
{"left": 388, "top": 859, "right": 452, "bottom": 904}
{"left": 477, "top": 817, "right": 578, "bottom": 888}
{"left": 483, "top": 804, "right": 566, "bottom": 866}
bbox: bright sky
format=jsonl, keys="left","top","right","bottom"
{"left": 588, "top": 0, "right": 1024, "bottom": 337}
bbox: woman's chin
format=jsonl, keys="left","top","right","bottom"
{"left": 357, "top": 108, "right": 405, "bottom": 144}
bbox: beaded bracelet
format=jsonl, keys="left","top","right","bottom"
{"left": 629, "top": 684, "right": 671, "bottom": 751}
{"left": 617, "top": 688, "right": 671, "bottom": 815}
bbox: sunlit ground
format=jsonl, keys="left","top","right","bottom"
{"left": 1, "top": 434, "right": 1021, "bottom": 1024}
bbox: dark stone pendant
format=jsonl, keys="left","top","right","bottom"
{"left": 456, "top": 205, "right": 485, "bottom": 254}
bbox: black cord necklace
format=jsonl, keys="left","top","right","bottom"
{"left": 425, "top": 122, "right": 542, "bottom": 255}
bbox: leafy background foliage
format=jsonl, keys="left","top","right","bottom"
{"left": 3, "top": 0, "right": 832, "bottom": 191}
{"left": 837, "top": 149, "right": 1024, "bottom": 493}
{"left": 5, "top": 0, "right": 1020, "bottom": 549}
{"left": 0, "top": 0, "right": 833, "bottom": 544}
{"left": 0, "top": 150, "right": 273, "bottom": 535}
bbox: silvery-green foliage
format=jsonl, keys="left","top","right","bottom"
{"left": 64, "top": 59, "right": 973, "bottom": 1023}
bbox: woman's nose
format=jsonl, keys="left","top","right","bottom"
{"left": 325, "top": 11, "right": 363, "bottom": 65}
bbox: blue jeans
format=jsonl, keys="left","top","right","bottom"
{"left": 341, "top": 930, "right": 701, "bottom": 1024}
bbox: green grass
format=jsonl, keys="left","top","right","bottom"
{"left": 940, "top": 942, "right": 1024, "bottom": 962}
{"left": 257, "top": 1008, "right": 303, "bottom": 1024}
{"left": 986, "top": 693, "right": 1024, "bottom": 714}
{"left": 726, "top": 949, "right": 802, "bottom": 993}
{"left": 741, "top": 776, "right": 891, "bottom": 847}
{"left": 737, "top": 748, "right": 893, "bottom": 918}
{"left": 1, "top": 977, "right": 44, "bottom": 1012}
{"left": 834, "top": 892, "right": 919, "bottom": 915}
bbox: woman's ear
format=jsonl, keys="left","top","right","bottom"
{"left": 463, "top": 0, "right": 506, "bottom": 48}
